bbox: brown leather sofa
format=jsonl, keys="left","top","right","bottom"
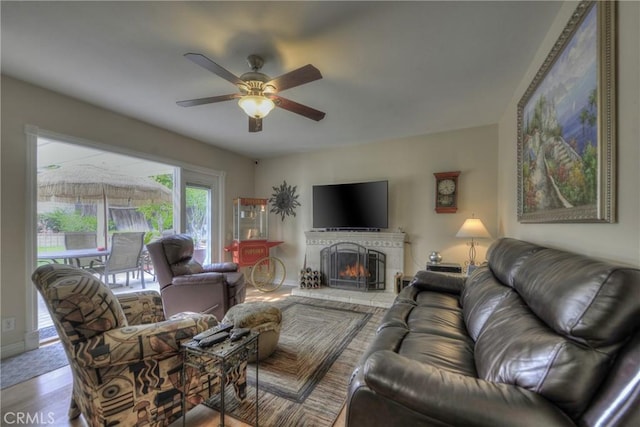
{"left": 147, "top": 234, "right": 246, "bottom": 320}
{"left": 346, "top": 238, "right": 640, "bottom": 427}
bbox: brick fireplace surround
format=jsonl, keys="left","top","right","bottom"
{"left": 292, "top": 231, "right": 406, "bottom": 308}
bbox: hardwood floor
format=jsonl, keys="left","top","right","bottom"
{"left": 1, "top": 285, "right": 347, "bottom": 426}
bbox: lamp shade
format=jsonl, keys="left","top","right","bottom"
{"left": 238, "top": 95, "right": 275, "bottom": 118}
{"left": 456, "top": 218, "right": 491, "bottom": 239}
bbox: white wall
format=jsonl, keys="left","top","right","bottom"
{"left": 0, "top": 75, "right": 255, "bottom": 355}
{"left": 255, "top": 124, "right": 498, "bottom": 283}
{"left": 497, "top": 1, "right": 640, "bottom": 266}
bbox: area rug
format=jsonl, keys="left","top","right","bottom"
{"left": 204, "top": 296, "right": 386, "bottom": 426}
{"left": 1, "top": 341, "right": 68, "bottom": 389}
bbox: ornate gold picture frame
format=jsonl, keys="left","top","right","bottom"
{"left": 517, "top": 0, "right": 616, "bottom": 223}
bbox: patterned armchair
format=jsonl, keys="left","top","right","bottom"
{"left": 32, "top": 263, "right": 247, "bottom": 426}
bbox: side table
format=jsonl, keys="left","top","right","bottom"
{"left": 426, "top": 262, "right": 463, "bottom": 273}
{"left": 394, "top": 273, "right": 414, "bottom": 293}
{"left": 182, "top": 332, "right": 259, "bottom": 427}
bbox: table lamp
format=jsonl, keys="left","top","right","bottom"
{"left": 456, "top": 214, "right": 491, "bottom": 266}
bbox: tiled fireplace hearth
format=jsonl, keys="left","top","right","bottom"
{"left": 292, "top": 231, "right": 406, "bottom": 307}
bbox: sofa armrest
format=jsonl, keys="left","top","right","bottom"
{"left": 203, "top": 262, "right": 239, "bottom": 273}
{"left": 409, "top": 270, "right": 465, "bottom": 295}
{"left": 74, "top": 313, "right": 217, "bottom": 369}
{"left": 363, "top": 351, "right": 574, "bottom": 427}
{"left": 115, "top": 290, "right": 166, "bottom": 325}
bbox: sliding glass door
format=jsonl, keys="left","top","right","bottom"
{"left": 181, "top": 170, "right": 221, "bottom": 265}
{"left": 35, "top": 137, "right": 176, "bottom": 339}
{"left": 30, "top": 131, "right": 225, "bottom": 348}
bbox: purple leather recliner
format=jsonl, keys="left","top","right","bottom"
{"left": 146, "top": 234, "right": 246, "bottom": 320}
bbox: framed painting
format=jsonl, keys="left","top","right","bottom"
{"left": 517, "top": 0, "right": 616, "bottom": 223}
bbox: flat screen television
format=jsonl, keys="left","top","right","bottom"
{"left": 312, "top": 180, "right": 388, "bottom": 230}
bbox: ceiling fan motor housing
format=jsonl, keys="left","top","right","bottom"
{"left": 239, "top": 73, "right": 273, "bottom": 95}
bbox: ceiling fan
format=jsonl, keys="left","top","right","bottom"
{"left": 177, "top": 53, "right": 325, "bottom": 132}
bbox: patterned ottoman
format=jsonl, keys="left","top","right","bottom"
{"left": 222, "top": 302, "right": 282, "bottom": 362}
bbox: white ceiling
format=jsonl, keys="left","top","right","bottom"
{"left": 1, "top": 1, "right": 562, "bottom": 159}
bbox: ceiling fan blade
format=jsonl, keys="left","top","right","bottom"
{"left": 265, "top": 64, "right": 322, "bottom": 93}
{"left": 270, "top": 95, "right": 326, "bottom": 121}
{"left": 176, "top": 93, "right": 240, "bottom": 107}
{"left": 249, "top": 117, "right": 263, "bottom": 133}
{"left": 184, "top": 53, "right": 245, "bottom": 87}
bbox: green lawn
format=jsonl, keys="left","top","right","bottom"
{"left": 37, "top": 246, "right": 66, "bottom": 264}
{"left": 38, "top": 245, "right": 65, "bottom": 253}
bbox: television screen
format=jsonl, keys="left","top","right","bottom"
{"left": 312, "top": 180, "right": 388, "bottom": 230}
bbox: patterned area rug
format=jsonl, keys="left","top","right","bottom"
{"left": 204, "top": 296, "right": 386, "bottom": 426}
{"left": 1, "top": 341, "right": 68, "bottom": 389}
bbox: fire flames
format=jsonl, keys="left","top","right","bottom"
{"left": 340, "top": 263, "right": 370, "bottom": 278}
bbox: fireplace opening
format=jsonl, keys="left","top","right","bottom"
{"left": 340, "top": 262, "right": 370, "bottom": 279}
{"left": 320, "top": 242, "right": 385, "bottom": 291}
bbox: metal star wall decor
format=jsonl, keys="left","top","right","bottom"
{"left": 269, "top": 180, "right": 301, "bottom": 221}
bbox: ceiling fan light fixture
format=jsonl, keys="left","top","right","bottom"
{"left": 238, "top": 95, "right": 275, "bottom": 118}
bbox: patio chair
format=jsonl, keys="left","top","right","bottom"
{"left": 147, "top": 234, "right": 246, "bottom": 320}
{"left": 64, "top": 232, "right": 100, "bottom": 269}
{"left": 94, "top": 231, "right": 145, "bottom": 288}
{"left": 31, "top": 263, "right": 247, "bottom": 426}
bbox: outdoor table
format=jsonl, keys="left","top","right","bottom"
{"left": 37, "top": 248, "right": 110, "bottom": 265}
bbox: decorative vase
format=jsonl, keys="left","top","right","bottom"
{"left": 429, "top": 251, "right": 442, "bottom": 264}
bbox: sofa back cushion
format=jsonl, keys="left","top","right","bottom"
{"left": 460, "top": 267, "right": 511, "bottom": 341}
{"left": 474, "top": 291, "right": 612, "bottom": 419}
{"left": 472, "top": 239, "right": 640, "bottom": 420}
{"left": 486, "top": 238, "right": 543, "bottom": 287}
{"left": 161, "top": 234, "right": 195, "bottom": 265}
{"left": 513, "top": 249, "right": 640, "bottom": 347}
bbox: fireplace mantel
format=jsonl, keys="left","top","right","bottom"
{"left": 304, "top": 231, "right": 406, "bottom": 295}
{"left": 305, "top": 230, "right": 406, "bottom": 248}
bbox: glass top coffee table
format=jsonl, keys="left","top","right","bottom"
{"left": 182, "top": 331, "right": 259, "bottom": 427}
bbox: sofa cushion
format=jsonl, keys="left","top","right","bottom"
{"left": 475, "top": 238, "right": 640, "bottom": 419}
{"left": 399, "top": 332, "right": 476, "bottom": 377}
{"left": 486, "top": 238, "right": 544, "bottom": 287}
{"left": 474, "top": 292, "right": 611, "bottom": 419}
{"left": 408, "top": 304, "right": 469, "bottom": 341}
{"left": 513, "top": 249, "right": 640, "bottom": 347}
{"left": 383, "top": 288, "right": 477, "bottom": 378}
{"left": 461, "top": 266, "right": 512, "bottom": 341}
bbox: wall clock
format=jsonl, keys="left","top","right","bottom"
{"left": 434, "top": 171, "right": 460, "bottom": 213}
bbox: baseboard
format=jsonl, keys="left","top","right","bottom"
{"left": 1, "top": 330, "right": 40, "bottom": 359}
{"left": 1, "top": 341, "right": 25, "bottom": 359}
{"left": 283, "top": 279, "right": 298, "bottom": 288}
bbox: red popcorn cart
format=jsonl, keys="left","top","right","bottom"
{"left": 224, "top": 198, "right": 285, "bottom": 291}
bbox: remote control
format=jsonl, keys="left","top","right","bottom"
{"left": 193, "top": 323, "right": 233, "bottom": 341}
{"left": 198, "top": 332, "right": 229, "bottom": 347}
{"left": 230, "top": 328, "right": 251, "bottom": 342}
{"left": 184, "top": 339, "right": 199, "bottom": 348}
